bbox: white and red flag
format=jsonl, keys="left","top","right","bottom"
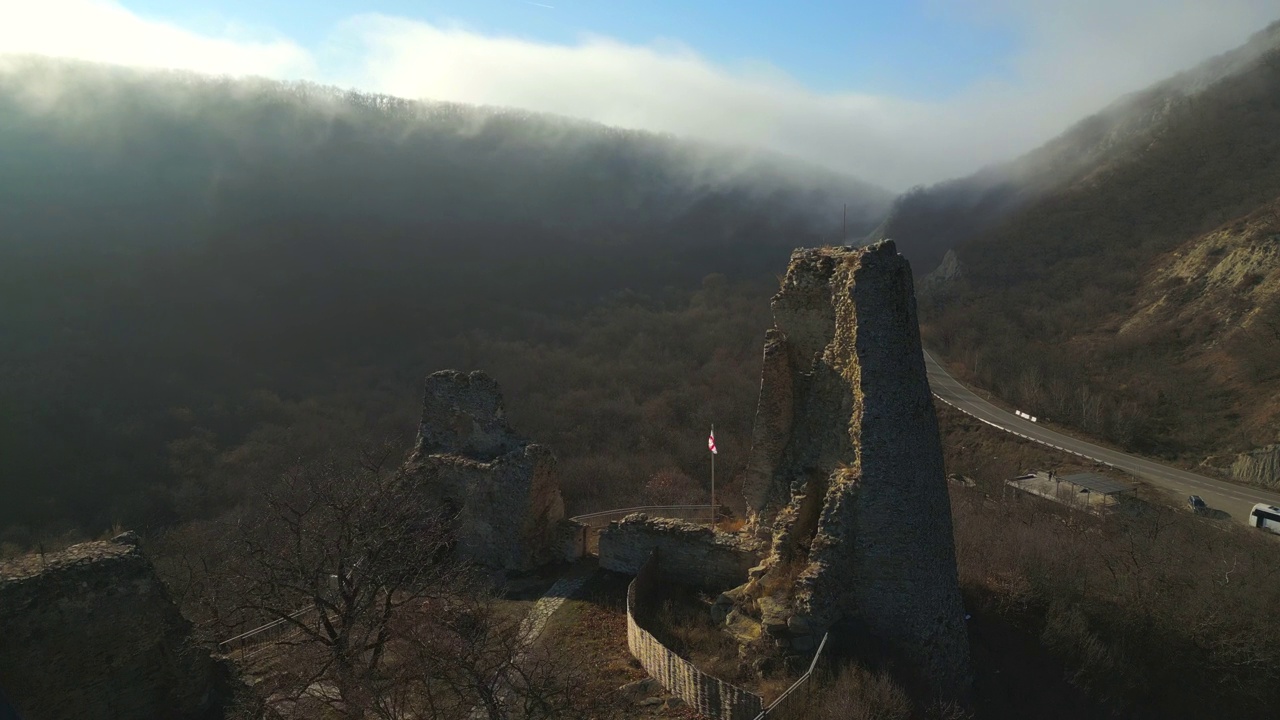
{"left": 708, "top": 429, "right": 718, "bottom": 454}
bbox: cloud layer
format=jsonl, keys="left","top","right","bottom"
{"left": 0, "top": 0, "right": 313, "bottom": 78}
{"left": 3, "top": 0, "right": 1278, "bottom": 189}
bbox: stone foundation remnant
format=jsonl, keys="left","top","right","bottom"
{"left": 727, "top": 241, "right": 972, "bottom": 697}
{"left": 0, "top": 533, "right": 231, "bottom": 720}
{"left": 400, "top": 370, "right": 566, "bottom": 571}
{"left": 599, "top": 514, "right": 763, "bottom": 590}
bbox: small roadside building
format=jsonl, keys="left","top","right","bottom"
{"left": 1006, "top": 470, "right": 1137, "bottom": 512}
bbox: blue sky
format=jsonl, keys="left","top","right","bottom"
{"left": 119, "top": 0, "right": 1019, "bottom": 100}
{"left": 4, "top": 1, "right": 1278, "bottom": 187}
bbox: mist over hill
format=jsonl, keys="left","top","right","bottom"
{"left": 877, "top": 20, "right": 1280, "bottom": 276}
{"left": 893, "top": 20, "right": 1280, "bottom": 463}
{"left": 0, "top": 56, "right": 891, "bottom": 538}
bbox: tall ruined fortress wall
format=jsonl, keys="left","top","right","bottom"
{"left": 812, "top": 242, "right": 969, "bottom": 693}
{"left": 0, "top": 535, "right": 225, "bottom": 720}
{"left": 737, "top": 241, "right": 971, "bottom": 697}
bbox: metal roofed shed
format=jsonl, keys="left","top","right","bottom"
{"left": 1056, "top": 472, "right": 1137, "bottom": 496}
{"left": 1005, "top": 470, "right": 1136, "bottom": 514}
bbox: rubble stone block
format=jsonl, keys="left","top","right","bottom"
{"left": 0, "top": 536, "right": 229, "bottom": 720}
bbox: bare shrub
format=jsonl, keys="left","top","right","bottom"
{"left": 943, "top": 404, "right": 1280, "bottom": 717}
{"left": 651, "top": 592, "right": 749, "bottom": 685}
{"left": 809, "top": 663, "right": 913, "bottom": 720}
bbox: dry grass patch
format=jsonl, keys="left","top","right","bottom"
{"left": 647, "top": 584, "right": 799, "bottom": 697}
{"left": 537, "top": 570, "right": 697, "bottom": 719}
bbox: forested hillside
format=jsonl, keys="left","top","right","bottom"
{"left": 0, "top": 56, "right": 891, "bottom": 545}
{"left": 877, "top": 20, "right": 1280, "bottom": 276}
{"left": 904, "top": 21, "right": 1280, "bottom": 465}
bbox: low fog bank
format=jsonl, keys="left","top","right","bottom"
{"left": 870, "top": 18, "right": 1280, "bottom": 274}
{"left": 4, "top": 1, "right": 1279, "bottom": 189}
{"left": 0, "top": 54, "right": 892, "bottom": 247}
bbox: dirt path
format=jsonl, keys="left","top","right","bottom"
{"left": 468, "top": 562, "right": 596, "bottom": 719}
{"left": 516, "top": 564, "right": 594, "bottom": 645}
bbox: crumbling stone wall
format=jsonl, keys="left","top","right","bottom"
{"left": 742, "top": 329, "right": 795, "bottom": 518}
{"left": 600, "top": 514, "right": 762, "bottom": 591}
{"left": 0, "top": 534, "right": 228, "bottom": 720}
{"left": 731, "top": 242, "right": 971, "bottom": 697}
{"left": 400, "top": 370, "right": 566, "bottom": 571}
{"left": 557, "top": 518, "right": 590, "bottom": 562}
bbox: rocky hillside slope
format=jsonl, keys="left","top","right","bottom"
{"left": 903, "top": 20, "right": 1280, "bottom": 468}
{"left": 876, "top": 20, "right": 1280, "bottom": 276}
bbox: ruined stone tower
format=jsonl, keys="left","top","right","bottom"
{"left": 0, "top": 534, "right": 231, "bottom": 720}
{"left": 732, "top": 241, "right": 970, "bottom": 696}
{"left": 400, "top": 370, "right": 566, "bottom": 572}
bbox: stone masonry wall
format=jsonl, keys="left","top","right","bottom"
{"left": 0, "top": 534, "right": 227, "bottom": 720}
{"left": 401, "top": 370, "right": 566, "bottom": 571}
{"left": 732, "top": 242, "right": 971, "bottom": 698}
{"left": 742, "top": 329, "right": 796, "bottom": 521}
{"left": 600, "top": 514, "right": 762, "bottom": 591}
{"left": 627, "top": 554, "right": 764, "bottom": 720}
{"left": 801, "top": 241, "right": 970, "bottom": 695}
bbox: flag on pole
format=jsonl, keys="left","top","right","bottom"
{"left": 708, "top": 429, "right": 717, "bottom": 454}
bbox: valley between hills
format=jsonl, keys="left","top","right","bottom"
{"left": 4, "top": 16, "right": 1280, "bottom": 720}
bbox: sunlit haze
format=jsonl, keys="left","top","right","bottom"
{"left": 2, "top": 0, "right": 1278, "bottom": 188}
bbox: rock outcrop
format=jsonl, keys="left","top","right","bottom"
{"left": 916, "top": 248, "right": 963, "bottom": 298}
{"left": 1232, "top": 444, "right": 1280, "bottom": 488}
{"left": 0, "top": 533, "right": 230, "bottom": 720}
{"left": 599, "top": 514, "right": 763, "bottom": 591}
{"left": 401, "top": 370, "right": 565, "bottom": 571}
{"left": 731, "top": 241, "right": 971, "bottom": 697}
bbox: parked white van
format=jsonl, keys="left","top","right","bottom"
{"left": 1250, "top": 504, "right": 1280, "bottom": 534}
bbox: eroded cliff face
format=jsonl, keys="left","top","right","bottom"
{"left": 401, "top": 370, "right": 566, "bottom": 571}
{"left": 731, "top": 241, "right": 971, "bottom": 697}
{"left": 0, "top": 534, "right": 230, "bottom": 720}
{"left": 1233, "top": 444, "right": 1280, "bottom": 488}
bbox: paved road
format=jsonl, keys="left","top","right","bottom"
{"left": 924, "top": 350, "right": 1280, "bottom": 526}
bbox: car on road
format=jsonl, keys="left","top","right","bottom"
{"left": 1188, "top": 495, "right": 1208, "bottom": 515}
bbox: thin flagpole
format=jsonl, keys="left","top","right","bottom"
{"left": 710, "top": 423, "right": 716, "bottom": 530}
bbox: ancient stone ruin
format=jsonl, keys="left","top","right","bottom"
{"left": 599, "top": 514, "right": 762, "bottom": 590}
{"left": 592, "top": 242, "right": 970, "bottom": 701}
{"left": 399, "top": 370, "right": 566, "bottom": 571}
{"left": 0, "top": 533, "right": 232, "bottom": 720}
{"left": 726, "top": 241, "right": 971, "bottom": 696}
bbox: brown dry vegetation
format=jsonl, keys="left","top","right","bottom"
{"left": 924, "top": 196, "right": 1280, "bottom": 466}
{"left": 535, "top": 570, "right": 701, "bottom": 720}
{"left": 645, "top": 585, "right": 794, "bottom": 698}
{"left": 938, "top": 404, "right": 1280, "bottom": 720}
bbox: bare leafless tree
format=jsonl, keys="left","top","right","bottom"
{"left": 371, "top": 591, "right": 595, "bottom": 720}
{"left": 228, "top": 453, "right": 466, "bottom": 717}
{"left": 215, "top": 449, "right": 589, "bottom": 720}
